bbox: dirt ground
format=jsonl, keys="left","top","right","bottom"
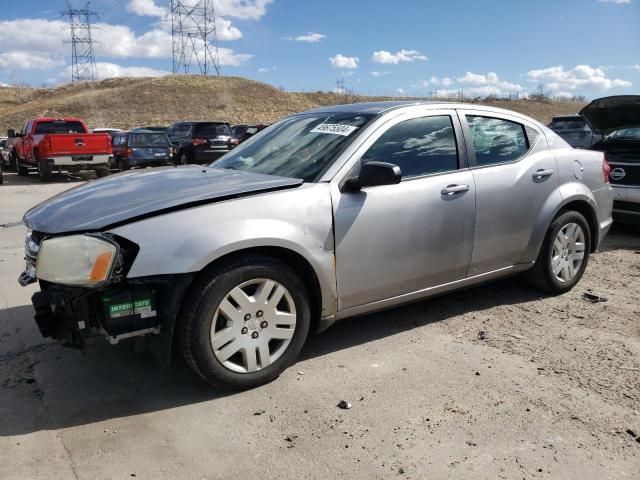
{"left": 0, "top": 171, "right": 639, "bottom": 480}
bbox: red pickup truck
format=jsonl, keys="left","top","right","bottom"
{"left": 9, "top": 118, "right": 112, "bottom": 181}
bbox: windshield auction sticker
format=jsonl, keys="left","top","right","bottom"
{"left": 310, "top": 123, "right": 358, "bottom": 136}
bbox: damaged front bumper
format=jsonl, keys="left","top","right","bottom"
{"left": 28, "top": 275, "right": 193, "bottom": 365}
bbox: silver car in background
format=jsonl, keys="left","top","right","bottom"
{"left": 548, "top": 114, "right": 601, "bottom": 149}
{"left": 20, "top": 102, "right": 613, "bottom": 389}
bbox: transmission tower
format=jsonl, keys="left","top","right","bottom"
{"left": 171, "top": 0, "right": 222, "bottom": 76}
{"left": 61, "top": 2, "right": 99, "bottom": 82}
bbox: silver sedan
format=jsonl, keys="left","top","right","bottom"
{"left": 21, "top": 101, "right": 613, "bottom": 389}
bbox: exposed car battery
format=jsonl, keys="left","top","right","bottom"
{"left": 100, "top": 288, "right": 158, "bottom": 336}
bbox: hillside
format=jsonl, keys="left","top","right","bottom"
{"left": 0, "top": 75, "right": 584, "bottom": 132}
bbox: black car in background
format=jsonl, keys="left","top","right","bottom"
{"left": 167, "top": 121, "right": 235, "bottom": 164}
{"left": 548, "top": 114, "right": 601, "bottom": 149}
{"left": 111, "top": 130, "right": 173, "bottom": 171}
{"left": 582, "top": 95, "right": 640, "bottom": 224}
{"left": 131, "top": 126, "right": 168, "bottom": 133}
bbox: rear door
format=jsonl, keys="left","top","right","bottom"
{"left": 459, "top": 110, "right": 556, "bottom": 275}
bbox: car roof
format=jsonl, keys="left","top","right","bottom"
{"left": 300, "top": 100, "right": 535, "bottom": 119}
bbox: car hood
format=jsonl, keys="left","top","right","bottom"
{"left": 24, "top": 166, "right": 303, "bottom": 234}
{"left": 579, "top": 95, "right": 640, "bottom": 135}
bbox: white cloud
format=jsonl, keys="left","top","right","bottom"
{"left": 0, "top": 17, "right": 250, "bottom": 72}
{"left": 257, "top": 66, "right": 276, "bottom": 73}
{"left": 396, "top": 88, "right": 406, "bottom": 96}
{"left": 371, "top": 71, "right": 390, "bottom": 77}
{"left": 126, "top": 0, "right": 273, "bottom": 20}
{"left": 425, "top": 76, "right": 453, "bottom": 87}
{"left": 214, "top": 0, "right": 273, "bottom": 20}
{"left": 526, "top": 64, "right": 632, "bottom": 91}
{"left": 0, "top": 51, "right": 65, "bottom": 70}
{"left": 457, "top": 71, "right": 524, "bottom": 94}
{"left": 284, "top": 32, "right": 325, "bottom": 43}
{"left": 92, "top": 62, "right": 172, "bottom": 79}
{"left": 598, "top": 0, "right": 631, "bottom": 4}
{"left": 371, "top": 49, "right": 427, "bottom": 64}
{"left": 329, "top": 54, "right": 359, "bottom": 69}
{"left": 126, "top": 0, "right": 166, "bottom": 17}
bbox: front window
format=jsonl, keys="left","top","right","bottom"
{"left": 213, "top": 113, "right": 374, "bottom": 182}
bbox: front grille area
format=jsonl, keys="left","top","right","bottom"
{"left": 609, "top": 163, "right": 640, "bottom": 187}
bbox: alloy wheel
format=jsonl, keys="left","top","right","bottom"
{"left": 551, "top": 222, "right": 586, "bottom": 283}
{"left": 210, "top": 278, "right": 297, "bottom": 373}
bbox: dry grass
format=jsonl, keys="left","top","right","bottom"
{"left": 0, "top": 75, "right": 584, "bottom": 133}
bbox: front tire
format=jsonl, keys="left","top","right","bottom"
{"left": 178, "top": 255, "right": 311, "bottom": 389}
{"left": 525, "top": 210, "right": 591, "bottom": 294}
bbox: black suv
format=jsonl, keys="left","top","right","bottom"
{"left": 167, "top": 121, "right": 235, "bottom": 165}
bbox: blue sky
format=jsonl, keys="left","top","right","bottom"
{"left": 0, "top": 0, "right": 638, "bottom": 99}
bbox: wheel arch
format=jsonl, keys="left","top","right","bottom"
{"left": 190, "top": 245, "right": 325, "bottom": 334}
{"left": 556, "top": 198, "right": 599, "bottom": 252}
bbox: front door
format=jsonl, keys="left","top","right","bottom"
{"left": 332, "top": 111, "right": 476, "bottom": 310}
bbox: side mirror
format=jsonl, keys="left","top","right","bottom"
{"left": 7, "top": 129, "right": 15, "bottom": 138}
{"left": 344, "top": 161, "right": 402, "bottom": 191}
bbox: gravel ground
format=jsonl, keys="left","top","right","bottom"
{"left": 0, "top": 172, "right": 638, "bottom": 479}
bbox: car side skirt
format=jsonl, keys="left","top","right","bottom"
{"left": 334, "top": 263, "right": 532, "bottom": 321}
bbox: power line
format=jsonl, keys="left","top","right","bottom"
{"left": 61, "top": 1, "right": 99, "bottom": 83}
{"left": 171, "top": 0, "right": 221, "bottom": 76}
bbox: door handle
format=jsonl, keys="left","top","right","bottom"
{"left": 533, "top": 168, "right": 554, "bottom": 179}
{"left": 441, "top": 184, "right": 470, "bottom": 195}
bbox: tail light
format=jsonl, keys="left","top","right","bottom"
{"left": 125, "top": 147, "right": 132, "bottom": 158}
{"left": 603, "top": 155, "right": 611, "bottom": 184}
{"left": 192, "top": 138, "right": 207, "bottom": 146}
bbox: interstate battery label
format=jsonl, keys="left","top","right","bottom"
{"left": 310, "top": 123, "right": 358, "bottom": 136}
{"left": 108, "top": 299, "right": 155, "bottom": 318}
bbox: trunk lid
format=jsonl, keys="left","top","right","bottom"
{"left": 579, "top": 95, "right": 640, "bottom": 135}
{"left": 48, "top": 133, "right": 112, "bottom": 156}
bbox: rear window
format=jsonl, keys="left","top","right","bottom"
{"left": 34, "top": 120, "right": 86, "bottom": 134}
{"left": 549, "top": 118, "right": 586, "bottom": 130}
{"left": 194, "top": 123, "right": 231, "bottom": 137}
{"left": 129, "top": 133, "right": 169, "bottom": 147}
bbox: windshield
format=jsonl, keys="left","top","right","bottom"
{"left": 609, "top": 127, "right": 640, "bottom": 139}
{"left": 34, "top": 120, "right": 86, "bottom": 134}
{"left": 213, "top": 113, "right": 374, "bottom": 182}
{"left": 194, "top": 123, "right": 231, "bottom": 137}
{"left": 129, "top": 132, "right": 169, "bottom": 147}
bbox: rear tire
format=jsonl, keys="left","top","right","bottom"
{"left": 37, "top": 159, "right": 52, "bottom": 182}
{"left": 118, "top": 158, "right": 129, "bottom": 172}
{"left": 96, "top": 166, "right": 110, "bottom": 178}
{"left": 178, "top": 255, "right": 311, "bottom": 389}
{"left": 524, "top": 210, "right": 591, "bottom": 294}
